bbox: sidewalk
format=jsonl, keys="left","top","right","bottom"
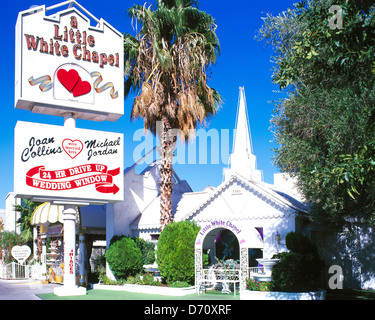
{"left": 0, "top": 279, "right": 60, "bottom": 300}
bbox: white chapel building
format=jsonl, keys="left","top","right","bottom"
{"left": 104, "top": 87, "right": 308, "bottom": 281}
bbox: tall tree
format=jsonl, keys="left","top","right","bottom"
{"left": 258, "top": 0, "right": 375, "bottom": 229}
{"left": 15, "top": 199, "right": 41, "bottom": 242}
{"left": 124, "top": 0, "right": 221, "bottom": 230}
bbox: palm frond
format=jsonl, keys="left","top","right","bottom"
{"left": 126, "top": 0, "right": 221, "bottom": 138}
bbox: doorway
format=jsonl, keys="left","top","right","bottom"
{"left": 202, "top": 228, "right": 239, "bottom": 266}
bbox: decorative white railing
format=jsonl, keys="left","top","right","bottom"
{"left": 205, "top": 268, "right": 240, "bottom": 281}
{"left": 198, "top": 268, "right": 240, "bottom": 296}
{"left": 249, "top": 267, "right": 265, "bottom": 275}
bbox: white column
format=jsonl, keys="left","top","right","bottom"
{"left": 54, "top": 205, "right": 86, "bottom": 296}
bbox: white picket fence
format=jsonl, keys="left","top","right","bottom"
{"left": 0, "top": 260, "right": 44, "bottom": 280}
{"left": 0, "top": 261, "right": 30, "bottom": 279}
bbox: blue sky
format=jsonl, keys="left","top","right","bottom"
{"left": 1, "top": 0, "right": 296, "bottom": 208}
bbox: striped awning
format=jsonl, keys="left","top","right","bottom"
{"left": 30, "top": 202, "right": 64, "bottom": 226}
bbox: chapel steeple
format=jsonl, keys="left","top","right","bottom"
{"left": 224, "top": 87, "right": 263, "bottom": 182}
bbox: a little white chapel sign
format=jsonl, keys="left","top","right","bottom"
{"left": 15, "top": 3, "right": 124, "bottom": 121}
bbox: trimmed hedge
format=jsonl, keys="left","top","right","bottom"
{"left": 285, "top": 232, "right": 317, "bottom": 255}
{"left": 156, "top": 220, "right": 200, "bottom": 285}
{"left": 108, "top": 235, "right": 155, "bottom": 266}
{"left": 133, "top": 237, "right": 156, "bottom": 265}
{"left": 105, "top": 236, "right": 143, "bottom": 279}
{"left": 271, "top": 232, "right": 323, "bottom": 292}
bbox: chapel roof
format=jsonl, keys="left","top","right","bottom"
{"left": 173, "top": 172, "right": 309, "bottom": 223}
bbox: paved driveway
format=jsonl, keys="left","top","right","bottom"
{"left": 0, "top": 279, "right": 60, "bottom": 300}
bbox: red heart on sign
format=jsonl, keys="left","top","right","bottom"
{"left": 72, "top": 78, "right": 92, "bottom": 97}
{"left": 57, "top": 69, "right": 80, "bottom": 92}
{"left": 62, "top": 139, "right": 83, "bottom": 159}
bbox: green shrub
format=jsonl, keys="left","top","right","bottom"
{"left": 105, "top": 237, "right": 143, "bottom": 279}
{"left": 246, "top": 278, "right": 272, "bottom": 291}
{"left": 125, "top": 273, "right": 161, "bottom": 286}
{"left": 92, "top": 254, "right": 106, "bottom": 273}
{"left": 108, "top": 235, "right": 125, "bottom": 246}
{"left": 126, "top": 274, "right": 142, "bottom": 285}
{"left": 259, "top": 281, "right": 272, "bottom": 292}
{"left": 271, "top": 252, "right": 303, "bottom": 292}
{"left": 285, "top": 232, "right": 316, "bottom": 255}
{"left": 202, "top": 253, "right": 209, "bottom": 268}
{"left": 156, "top": 220, "right": 200, "bottom": 285}
{"left": 246, "top": 278, "right": 261, "bottom": 291}
{"left": 167, "top": 280, "right": 190, "bottom": 288}
{"left": 271, "top": 232, "right": 323, "bottom": 292}
{"left": 99, "top": 274, "right": 117, "bottom": 285}
{"left": 99, "top": 274, "right": 126, "bottom": 285}
{"left": 109, "top": 235, "right": 155, "bottom": 265}
{"left": 141, "top": 272, "right": 156, "bottom": 285}
{"left": 1, "top": 231, "right": 27, "bottom": 264}
{"left": 133, "top": 237, "right": 156, "bottom": 265}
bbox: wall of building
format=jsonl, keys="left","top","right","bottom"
{"left": 4, "top": 193, "right": 21, "bottom": 233}
{"left": 107, "top": 164, "right": 160, "bottom": 242}
{"left": 312, "top": 225, "right": 375, "bottom": 290}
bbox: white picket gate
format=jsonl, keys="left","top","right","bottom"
{"left": 1, "top": 262, "right": 30, "bottom": 279}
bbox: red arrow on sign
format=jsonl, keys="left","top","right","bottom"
{"left": 96, "top": 184, "right": 120, "bottom": 195}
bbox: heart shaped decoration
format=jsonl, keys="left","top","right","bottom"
{"left": 11, "top": 245, "right": 31, "bottom": 264}
{"left": 72, "top": 78, "right": 92, "bottom": 97}
{"left": 57, "top": 69, "right": 80, "bottom": 92}
{"left": 62, "top": 139, "right": 83, "bottom": 159}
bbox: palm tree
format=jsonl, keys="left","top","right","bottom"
{"left": 124, "top": 0, "right": 221, "bottom": 230}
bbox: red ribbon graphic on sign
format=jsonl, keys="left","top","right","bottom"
{"left": 26, "top": 164, "right": 120, "bottom": 195}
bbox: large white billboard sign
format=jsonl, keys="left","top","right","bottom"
{"left": 14, "top": 121, "right": 124, "bottom": 203}
{"left": 15, "top": 3, "right": 124, "bottom": 121}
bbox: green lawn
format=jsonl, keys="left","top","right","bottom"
{"left": 38, "top": 288, "right": 240, "bottom": 300}
{"left": 38, "top": 287, "right": 375, "bottom": 300}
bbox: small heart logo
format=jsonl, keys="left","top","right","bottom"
{"left": 62, "top": 139, "right": 83, "bottom": 159}
{"left": 57, "top": 69, "right": 80, "bottom": 92}
{"left": 72, "top": 78, "right": 92, "bottom": 97}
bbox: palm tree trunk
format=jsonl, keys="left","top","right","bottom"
{"left": 159, "top": 116, "right": 176, "bottom": 231}
{"left": 36, "top": 227, "right": 42, "bottom": 261}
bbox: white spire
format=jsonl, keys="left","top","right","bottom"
{"left": 224, "top": 87, "right": 263, "bottom": 182}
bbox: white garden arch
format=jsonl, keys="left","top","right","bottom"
{"left": 194, "top": 222, "right": 263, "bottom": 292}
